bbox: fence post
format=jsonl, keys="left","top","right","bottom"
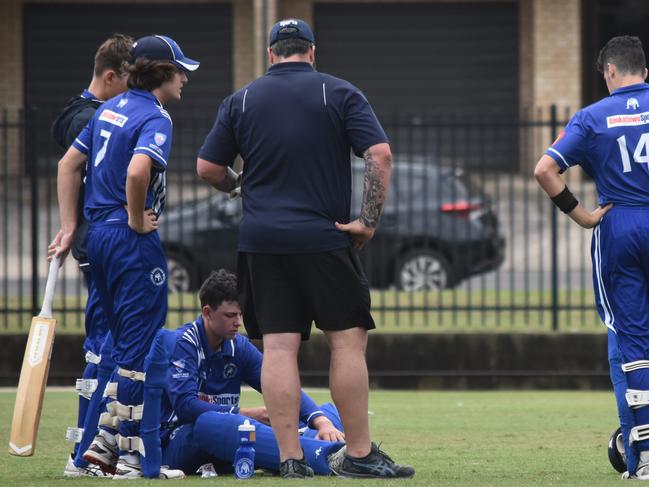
{"left": 27, "top": 107, "right": 39, "bottom": 317}
{"left": 549, "top": 105, "right": 559, "bottom": 331}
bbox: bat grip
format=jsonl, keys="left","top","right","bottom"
{"left": 39, "top": 257, "right": 60, "bottom": 318}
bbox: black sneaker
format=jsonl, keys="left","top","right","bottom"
{"left": 328, "top": 443, "right": 415, "bottom": 479}
{"left": 280, "top": 457, "right": 315, "bottom": 479}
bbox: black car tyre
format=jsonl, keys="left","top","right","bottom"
{"left": 396, "top": 249, "right": 454, "bottom": 291}
{"left": 165, "top": 251, "right": 196, "bottom": 294}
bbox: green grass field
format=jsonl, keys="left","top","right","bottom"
{"left": 0, "top": 389, "right": 626, "bottom": 486}
{"left": 1, "top": 288, "right": 603, "bottom": 334}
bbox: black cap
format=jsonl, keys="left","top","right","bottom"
{"left": 268, "top": 19, "right": 315, "bottom": 46}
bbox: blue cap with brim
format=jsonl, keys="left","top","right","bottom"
{"left": 269, "top": 19, "right": 315, "bottom": 46}
{"left": 130, "top": 35, "right": 200, "bottom": 72}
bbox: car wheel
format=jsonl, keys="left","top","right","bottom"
{"left": 166, "top": 252, "right": 195, "bottom": 294}
{"left": 396, "top": 249, "right": 453, "bottom": 291}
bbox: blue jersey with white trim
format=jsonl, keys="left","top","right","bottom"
{"left": 546, "top": 83, "right": 649, "bottom": 206}
{"left": 162, "top": 316, "right": 323, "bottom": 428}
{"left": 73, "top": 89, "right": 173, "bottom": 222}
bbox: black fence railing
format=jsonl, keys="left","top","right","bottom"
{"left": 2, "top": 106, "right": 604, "bottom": 333}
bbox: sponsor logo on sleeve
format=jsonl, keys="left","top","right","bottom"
{"left": 607, "top": 111, "right": 649, "bottom": 128}
{"left": 98, "top": 109, "right": 128, "bottom": 127}
{"left": 154, "top": 132, "right": 167, "bottom": 146}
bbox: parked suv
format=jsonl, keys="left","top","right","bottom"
{"left": 160, "top": 161, "right": 504, "bottom": 292}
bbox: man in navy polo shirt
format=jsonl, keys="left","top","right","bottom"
{"left": 535, "top": 35, "right": 649, "bottom": 478}
{"left": 196, "top": 18, "right": 413, "bottom": 479}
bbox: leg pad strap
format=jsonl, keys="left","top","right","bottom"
{"left": 116, "top": 434, "right": 146, "bottom": 456}
{"left": 117, "top": 367, "right": 146, "bottom": 382}
{"left": 622, "top": 360, "right": 649, "bottom": 373}
{"left": 76, "top": 378, "right": 98, "bottom": 399}
{"left": 65, "top": 427, "right": 84, "bottom": 443}
{"left": 103, "top": 382, "right": 118, "bottom": 399}
{"left": 85, "top": 351, "right": 101, "bottom": 364}
{"left": 630, "top": 424, "right": 649, "bottom": 443}
{"left": 99, "top": 411, "right": 121, "bottom": 429}
{"left": 106, "top": 401, "right": 144, "bottom": 421}
{"left": 627, "top": 389, "right": 649, "bottom": 409}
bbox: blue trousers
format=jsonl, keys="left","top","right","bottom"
{"left": 163, "top": 405, "right": 344, "bottom": 475}
{"left": 72, "top": 268, "right": 110, "bottom": 458}
{"left": 88, "top": 223, "right": 167, "bottom": 442}
{"left": 594, "top": 208, "right": 649, "bottom": 455}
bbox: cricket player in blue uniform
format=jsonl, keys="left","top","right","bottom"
{"left": 160, "top": 269, "right": 346, "bottom": 476}
{"left": 535, "top": 36, "right": 649, "bottom": 479}
{"left": 52, "top": 34, "right": 199, "bottom": 479}
{"left": 49, "top": 33, "right": 133, "bottom": 478}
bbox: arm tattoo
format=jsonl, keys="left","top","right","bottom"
{"left": 359, "top": 148, "right": 387, "bottom": 228}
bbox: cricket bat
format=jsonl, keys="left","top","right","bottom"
{"left": 8, "top": 257, "right": 60, "bottom": 456}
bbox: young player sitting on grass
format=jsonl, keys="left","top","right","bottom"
{"left": 159, "top": 269, "right": 346, "bottom": 476}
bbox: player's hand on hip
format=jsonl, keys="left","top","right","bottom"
{"left": 335, "top": 219, "right": 375, "bottom": 250}
{"left": 312, "top": 416, "right": 345, "bottom": 442}
{"left": 570, "top": 203, "right": 613, "bottom": 229}
{"left": 128, "top": 209, "right": 159, "bottom": 234}
{"left": 240, "top": 406, "right": 270, "bottom": 425}
{"left": 47, "top": 229, "right": 73, "bottom": 261}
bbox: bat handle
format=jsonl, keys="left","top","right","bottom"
{"left": 39, "top": 257, "right": 60, "bottom": 318}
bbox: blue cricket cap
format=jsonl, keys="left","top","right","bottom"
{"left": 268, "top": 19, "right": 315, "bottom": 46}
{"left": 130, "top": 35, "right": 200, "bottom": 72}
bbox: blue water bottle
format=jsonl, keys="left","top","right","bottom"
{"left": 233, "top": 419, "right": 256, "bottom": 479}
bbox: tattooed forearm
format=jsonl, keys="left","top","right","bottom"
{"left": 360, "top": 148, "right": 388, "bottom": 228}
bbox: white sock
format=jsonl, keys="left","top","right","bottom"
{"left": 121, "top": 453, "right": 140, "bottom": 465}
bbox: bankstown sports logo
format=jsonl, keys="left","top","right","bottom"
{"left": 99, "top": 109, "right": 128, "bottom": 127}
{"left": 150, "top": 267, "right": 166, "bottom": 286}
{"left": 197, "top": 392, "right": 240, "bottom": 406}
{"left": 627, "top": 97, "right": 640, "bottom": 110}
{"left": 607, "top": 111, "right": 649, "bottom": 128}
{"left": 280, "top": 19, "right": 299, "bottom": 26}
{"left": 154, "top": 132, "right": 167, "bottom": 146}
{"left": 224, "top": 363, "right": 238, "bottom": 379}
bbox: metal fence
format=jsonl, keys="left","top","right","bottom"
{"left": 1, "top": 106, "right": 604, "bottom": 333}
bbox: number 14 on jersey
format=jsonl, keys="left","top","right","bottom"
{"left": 617, "top": 134, "right": 649, "bottom": 172}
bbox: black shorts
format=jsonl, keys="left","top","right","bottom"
{"left": 237, "top": 247, "right": 375, "bottom": 340}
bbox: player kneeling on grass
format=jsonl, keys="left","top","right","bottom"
{"left": 159, "top": 269, "right": 346, "bottom": 476}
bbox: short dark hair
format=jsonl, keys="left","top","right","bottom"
{"left": 94, "top": 33, "right": 134, "bottom": 77}
{"left": 270, "top": 38, "right": 311, "bottom": 58}
{"left": 597, "top": 35, "right": 646, "bottom": 75}
{"left": 125, "top": 59, "right": 179, "bottom": 92}
{"left": 199, "top": 269, "right": 238, "bottom": 309}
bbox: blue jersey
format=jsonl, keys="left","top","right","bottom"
{"left": 546, "top": 83, "right": 649, "bottom": 206}
{"left": 73, "top": 89, "right": 173, "bottom": 222}
{"left": 163, "top": 316, "right": 324, "bottom": 428}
